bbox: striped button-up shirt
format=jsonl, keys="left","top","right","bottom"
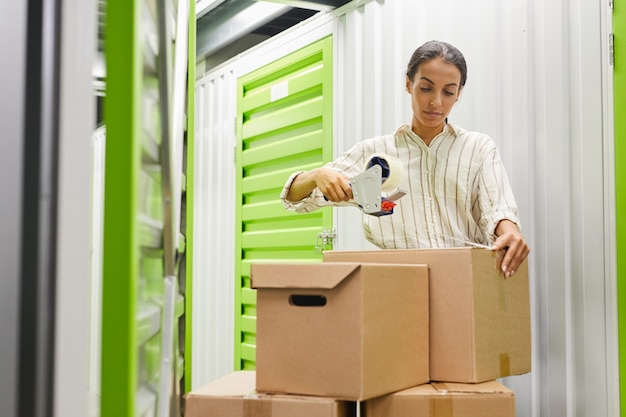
{"left": 281, "top": 123, "right": 520, "bottom": 249}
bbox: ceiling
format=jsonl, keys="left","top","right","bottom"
{"left": 196, "top": 0, "right": 351, "bottom": 65}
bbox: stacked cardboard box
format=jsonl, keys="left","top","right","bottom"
{"left": 323, "top": 248, "right": 531, "bottom": 383}
{"left": 186, "top": 248, "right": 529, "bottom": 416}
{"left": 185, "top": 370, "right": 353, "bottom": 417}
{"left": 251, "top": 262, "right": 430, "bottom": 401}
{"left": 324, "top": 247, "right": 530, "bottom": 416}
{"left": 364, "top": 380, "right": 515, "bottom": 417}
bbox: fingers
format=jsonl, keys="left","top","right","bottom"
{"left": 493, "top": 233, "right": 530, "bottom": 278}
{"left": 316, "top": 168, "right": 353, "bottom": 202}
{"left": 324, "top": 184, "right": 353, "bottom": 202}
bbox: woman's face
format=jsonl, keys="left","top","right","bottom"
{"left": 406, "top": 57, "right": 463, "bottom": 133}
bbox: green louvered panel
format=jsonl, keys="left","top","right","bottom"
{"left": 234, "top": 36, "right": 334, "bottom": 370}
{"left": 102, "top": 0, "right": 191, "bottom": 415}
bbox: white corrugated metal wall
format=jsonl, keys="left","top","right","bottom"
{"left": 193, "top": 69, "right": 237, "bottom": 386}
{"left": 193, "top": 0, "right": 619, "bottom": 416}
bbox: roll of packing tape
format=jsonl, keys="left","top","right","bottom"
{"left": 364, "top": 153, "right": 403, "bottom": 192}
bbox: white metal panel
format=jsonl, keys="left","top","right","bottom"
{"left": 192, "top": 70, "right": 237, "bottom": 388}
{"left": 89, "top": 126, "right": 106, "bottom": 416}
{"left": 55, "top": 0, "right": 97, "bottom": 416}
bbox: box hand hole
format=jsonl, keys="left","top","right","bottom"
{"left": 289, "top": 294, "right": 327, "bottom": 307}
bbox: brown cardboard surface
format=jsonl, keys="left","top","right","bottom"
{"left": 323, "top": 248, "right": 531, "bottom": 383}
{"left": 185, "top": 371, "right": 355, "bottom": 417}
{"left": 364, "top": 380, "right": 515, "bottom": 417}
{"left": 251, "top": 262, "right": 429, "bottom": 401}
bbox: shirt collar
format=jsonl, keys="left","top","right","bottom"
{"left": 398, "top": 122, "right": 458, "bottom": 142}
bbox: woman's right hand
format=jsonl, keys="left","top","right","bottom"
{"left": 313, "top": 168, "right": 353, "bottom": 202}
{"left": 286, "top": 168, "right": 353, "bottom": 202}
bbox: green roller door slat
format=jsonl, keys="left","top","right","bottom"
{"left": 240, "top": 316, "right": 257, "bottom": 334}
{"left": 138, "top": 214, "right": 164, "bottom": 249}
{"left": 242, "top": 164, "right": 322, "bottom": 194}
{"left": 243, "top": 203, "right": 323, "bottom": 222}
{"left": 240, "top": 55, "right": 323, "bottom": 96}
{"left": 142, "top": 132, "right": 160, "bottom": 164}
{"left": 139, "top": 168, "right": 163, "bottom": 220}
{"left": 242, "top": 130, "right": 324, "bottom": 166}
{"left": 242, "top": 98, "right": 323, "bottom": 140}
{"left": 136, "top": 303, "right": 161, "bottom": 346}
{"left": 245, "top": 159, "right": 323, "bottom": 179}
{"left": 243, "top": 214, "right": 323, "bottom": 230}
{"left": 240, "top": 65, "right": 324, "bottom": 113}
{"left": 285, "top": 67, "right": 324, "bottom": 92}
{"left": 242, "top": 200, "right": 290, "bottom": 221}
{"left": 242, "top": 227, "right": 321, "bottom": 249}
{"left": 235, "top": 36, "right": 333, "bottom": 370}
{"left": 242, "top": 50, "right": 323, "bottom": 90}
{"left": 242, "top": 259, "right": 322, "bottom": 271}
{"left": 242, "top": 251, "right": 323, "bottom": 262}
{"left": 241, "top": 287, "right": 257, "bottom": 305}
{"left": 241, "top": 170, "right": 291, "bottom": 192}
{"left": 243, "top": 205, "right": 324, "bottom": 223}
{"left": 240, "top": 345, "right": 256, "bottom": 364}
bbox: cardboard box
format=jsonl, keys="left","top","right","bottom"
{"left": 323, "top": 248, "right": 531, "bottom": 383}
{"left": 185, "top": 371, "right": 355, "bottom": 417}
{"left": 364, "top": 380, "right": 515, "bottom": 417}
{"left": 251, "top": 262, "right": 429, "bottom": 401}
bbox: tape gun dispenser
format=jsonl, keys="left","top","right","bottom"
{"left": 350, "top": 153, "right": 406, "bottom": 216}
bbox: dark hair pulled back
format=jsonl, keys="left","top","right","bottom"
{"left": 406, "top": 40, "right": 467, "bottom": 87}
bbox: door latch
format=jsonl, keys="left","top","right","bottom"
{"left": 315, "top": 228, "right": 336, "bottom": 253}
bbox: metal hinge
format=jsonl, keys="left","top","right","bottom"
{"left": 609, "top": 0, "right": 613, "bottom": 9}
{"left": 610, "top": 33, "right": 615, "bottom": 66}
{"left": 315, "top": 228, "right": 336, "bottom": 253}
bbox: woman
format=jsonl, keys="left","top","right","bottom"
{"left": 280, "top": 40, "right": 529, "bottom": 277}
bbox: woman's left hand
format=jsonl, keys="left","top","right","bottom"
{"left": 492, "top": 220, "right": 530, "bottom": 278}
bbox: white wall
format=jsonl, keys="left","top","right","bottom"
{"left": 193, "top": 70, "right": 237, "bottom": 387}
{"left": 194, "top": 0, "right": 619, "bottom": 415}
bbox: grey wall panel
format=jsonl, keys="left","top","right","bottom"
{"left": 0, "top": 2, "right": 27, "bottom": 417}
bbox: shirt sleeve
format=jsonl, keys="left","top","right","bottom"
{"left": 476, "top": 140, "right": 521, "bottom": 241}
{"left": 280, "top": 142, "right": 368, "bottom": 213}
{"left": 280, "top": 170, "right": 333, "bottom": 212}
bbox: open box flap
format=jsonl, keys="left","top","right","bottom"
{"left": 251, "top": 262, "right": 361, "bottom": 289}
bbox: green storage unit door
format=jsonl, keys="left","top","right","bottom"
{"left": 235, "top": 36, "right": 334, "bottom": 370}
{"left": 101, "top": 0, "right": 192, "bottom": 415}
